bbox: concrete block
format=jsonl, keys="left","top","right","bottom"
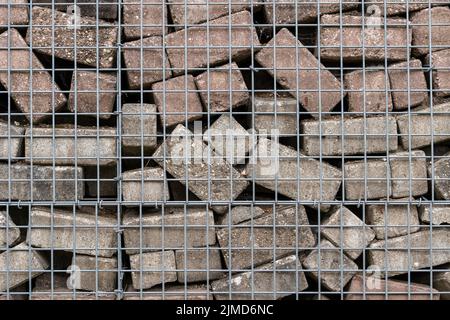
{"left": 301, "top": 115, "right": 398, "bottom": 156}
{"left": 427, "top": 49, "right": 450, "bottom": 97}
{"left": 433, "top": 266, "right": 450, "bottom": 300}
{"left": 346, "top": 274, "right": 439, "bottom": 300}
{"left": 302, "top": 239, "right": 359, "bottom": 292}
{"left": 203, "top": 114, "right": 254, "bottom": 165}
{"left": 211, "top": 254, "right": 308, "bottom": 300}
{"left": 129, "top": 251, "right": 177, "bottom": 290}
{"left": 123, "top": 0, "right": 167, "bottom": 40}
{"left": 122, "top": 167, "right": 170, "bottom": 203}
{"left": 24, "top": 126, "right": 117, "bottom": 166}
{"left": 123, "top": 207, "right": 216, "bottom": 254}
{"left": 216, "top": 205, "right": 315, "bottom": 270}
{"left": 419, "top": 204, "right": 450, "bottom": 225}
{"left": 0, "top": 242, "right": 49, "bottom": 292}
{"left": 123, "top": 284, "right": 211, "bottom": 300}
{"left": 194, "top": 62, "right": 249, "bottom": 113}
{"left": 31, "top": 0, "right": 118, "bottom": 19}
{"left": 397, "top": 103, "right": 450, "bottom": 149}
{"left": 175, "top": 247, "right": 223, "bottom": 283}
{"left": 123, "top": 36, "right": 171, "bottom": 89}
{"left": 344, "top": 159, "right": 390, "bottom": 200}
{"left": 152, "top": 75, "right": 203, "bottom": 127}
{"left": 0, "top": 0, "right": 28, "bottom": 28}
{"left": 411, "top": 7, "right": 450, "bottom": 56}
{"left": 367, "top": 199, "right": 421, "bottom": 239}
{"left": 0, "top": 29, "right": 66, "bottom": 123}
{"left": 69, "top": 255, "right": 117, "bottom": 292}
{"left": 0, "top": 120, "right": 24, "bottom": 160}
{"left": 68, "top": 71, "right": 117, "bottom": 119}
{"left": 364, "top": 1, "right": 438, "bottom": 16}
{"left": 121, "top": 104, "right": 157, "bottom": 154}
{"left": 388, "top": 59, "right": 428, "bottom": 110}
{"left": 319, "top": 15, "right": 411, "bottom": 62}
{"left": 321, "top": 206, "right": 376, "bottom": 260}
{"left": 26, "top": 6, "right": 118, "bottom": 68}
{"left": 0, "top": 163, "right": 84, "bottom": 201}
{"left": 368, "top": 229, "right": 450, "bottom": 276}
{"left": 344, "top": 68, "right": 393, "bottom": 113}
{"left": 429, "top": 155, "right": 450, "bottom": 200}
{"left": 31, "top": 289, "right": 116, "bottom": 300}
{"left": 166, "top": 10, "right": 260, "bottom": 75}
{"left": 27, "top": 207, "right": 117, "bottom": 258}
{"left": 255, "top": 28, "right": 342, "bottom": 117}
{"left": 153, "top": 124, "right": 249, "bottom": 213}
{"left": 216, "top": 206, "right": 266, "bottom": 226}
{"left": 34, "top": 272, "right": 68, "bottom": 291}
{"left": 246, "top": 137, "right": 341, "bottom": 211}
{"left": 0, "top": 211, "right": 20, "bottom": 249}
{"left": 85, "top": 165, "right": 117, "bottom": 198}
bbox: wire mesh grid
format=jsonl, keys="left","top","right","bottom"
{"left": 0, "top": 0, "right": 449, "bottom": 301}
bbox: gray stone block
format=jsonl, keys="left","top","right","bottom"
{"left": 69, "top": 255, "right": 117, "bottom": 292}
{"left": 0, "top": 120, "right": 24, "bottom": 160}
{"left": 0, "top": 163, "right": 84, "bottom": 201}
{"left": 122, "top": 167, "right": 170, "bottom": 203}
{"left": 175, "top": 247, "right": 223, "bottom": 283}
{"left": 27, "top": 207, "right": 117, "bottom": 258}
{"left": 302, "top": 239, "right": 359, "bottom": 292}
{"left": 364, "top": 0, "right": 438, "bottom": 16}
{"left": 129, "top": 251, "right": 177, "bottom": 290}
{"left": 30, "top": 289, "right": 116, "bottom": 300}
{"left": 24, "top": 126, "right": 117, "bottom": 166}
{"left": 123, "top": 207, "right": 216, "bottom": 254}
{"left": 0, "top": 242, "right": 49, "bottom": 292}
{"left": 123, "top": 284, "right": 212, "bottom": 300}
{"left": 433, "top": 265, "right": 450, "bottom": 300}
{"left": 344, "top": 159, "right": 389, "bottom": 200}
{"left": 0, "top": 211, "right": 20, "bottom": 249}
{"left": 0, "top": 0, "right": 28, "bottom": 28}
{"left": 26, "top": 6, "right": 118, "bottom": 68}
{"left": 121, "top": 104, "right": 157, "bottom": 154}
{"left": 368, "top": 229, "right": 450, "bottom": 276}
{"left": 301, "top": 115, "right": 398, "bottom": 156}
{"left": 427, "top": 49, "right": 450, "bottom": 97}
{"left": 216, "top": 206, "right": 266, "bottom": 226}
{"left": 429, "top": 154, "right": 450, "bottom": 200}
{"left": 211, "top": 254, "right": 308, "bottom": 300}
{"left": 123, "top": 0, "right": 168, "bottom": 40}
{"left": 419, "top": 204, "right": 450, "bottom": 225}
{"left": 31, "top": 0, "right": 118, "bottom": 19}
{"left": 216, "top": 205, "right": 315, "bottom": 270}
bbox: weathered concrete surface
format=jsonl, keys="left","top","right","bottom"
{"left": 194, "top": 62, "right": 249, "bottom": 113}
{"left": 0, "top": 0, "right": 28, "bottom": 28}
{"left": 211, "top": 254, "right": 308, "bottom": 300}
{"left": 246, "top": 137, "right": 341, "bottom": 211}
{"left": 123, "top": 207, "right": 216, "bottom": 254}
{"left": 217, "top": 205, "right": 315, "bottom": 270}
{"left": 68, "top": 71, "right": 117, "bottom": 119}
{"left": 31, "top": 290, "right": 116, "bottom": 300}
{"left": 123, "top": 0, "right": 167, "bottom": 39}
{"left": 122, "top": 167, "right": 170, "bottom": 203}
{"left": 168, "top": 0, "right": 250, "bottom": 27}
{"left": 256, "top": 28, "right": 342, "bottom": 117}
{"left": 203, "top": 114, "right": 254, "bottom": 165}
{"left": 33, "top": 272, "right": 67, "bottom": 291}
{"left": 252, "top": 93, "right": 298, "bottom": 137}
{"left": 427, "top": 49, "right": 450, "bottom": 97}
{"left": 346, "top": 274, "right": 440, "bottom": 300}
{"left": 321, "top": 206, "right": 376, "bottom": 260}
{"left": 263, "top": 0, "right": 359, "bottom": 24}
{"left": 364, "top": 1, "right": 440, "bottom": 16}
{"left": 367, "top": 199, "right": 421, "bottom": 239}
{"left": 368, "top": 229, "right": 450, "bottom": 276}
{"left": 123, "top": 36, "right": 171, "bottom": 89}
{"left": 0, "top": 29, "right": 67, "bottom": 123}
{"left": 397, "top": 103, "right": 450, "bottom": 149}
{"left": 0, "top": 163, "right": 84, "bottom": 201}
{"left": 411, "top": 6, "right": 450, "bottom": 57}
{"left": 319, "top": 15, "right": 411, "bottom": 62}
{"left": 26, "top": 6, "right": 118, "bottom": 68}
{"left": 389, "top": 150, "right": 428, "bottom": 198}
{"left": 344, "top": 159, "right": 390, "bottom": 200}
{"left": 344, "top": 69, "right": 393, "bottom": 113}
{"left": 153, "top": 125, "right": 249, "bottom": 214}
{"left": 175, "top": 247, "right": 223, "bottom": 283}
{"left": 121, "top": 104, "right": 157, "bottom": 154}
{"left": 0, "top": 242, "right": 49, "bottom": 292}
{"left": 419, "top": 204, "right": 450, "bottom": 225}
{"left": 27, "top": 207, "right": 117, "bottom": 258}
{"left": 429, "top": 154, "right": 450, "bottom": 200}
{"left": 0, "top": 211, "right": 20, "bottom": 249}
{"left": 0, "top": 120, "right": 24, "bottom": 160}
{"left": 129, "top": 251, "right": 177, "bottom": 290}
{"left": 216, "top": 206, "right": 266, "bottom": 226}
{"left": 433, "top": 265, "right": 450, "bottom": 300}
{"left": 388, "top": 59, "right": 428, "bottom": 110}
{"left": 85, "top": 165, "right": 117, "bottom": 198}
{"left": 24, "top": 126, "right": 117, "bottom": 166}
{"left": 303, "top": 239, "right": 358, "bottom": 292}
{"left": 68, "top": 255, "right": 117, "bottom": 292}
{"left": 123, "top": 284, "right": 212, "bottom": 300}
{"left": 166, "top": 10, "right": 260, "bottom": 75}
{"left": 152, "top": 75, "right": 203, "bottom": 127}
{"left": 301, "top": 115, "right": 398, "bottom": 156}
{"left": 31, "top": 0, "right": 118, "bottom": 19}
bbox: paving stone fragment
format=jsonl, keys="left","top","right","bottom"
{"left": 26, "top": 6, "right": 118, "bottom": 68}
{"left": 216, "top": 206, "right": 266, "bottom": 226}
{"left": 427, "top": 49, "right": 450, "bottom": 97}
{"left": 429, "top": 154, "right": 450, "bottom": 200}
{"left": 123, "top": 0, "right": 167, "bottom": 39}
{"left": 255, "top": 28, "right": 342, "bottom": 117}
{"left": 0, "top": 120, "right": 24, "bottom": 160}
{"left": 24, "top": 126, "right": 117, "bottom": 166}
{"left": 30, "top": 289, "right": 116, "bottom": 300}
{"left": 31, "top": 0, "right": 118, "bottom": 19}
{"left": 211, "top": 254, "right": 308, "bottom": 300}
{"left": 33, "top": 272, "right": 67, "bottom": 291}
{"left": 27, "top": 207, "right": 117, "bottom": 258}
{"left": 0, "top": 28, "right": 67, "bottom": 123}
{"left": 85, "top": 165, "right": 117, "bottom": 198}
{"left": 433, "top": 265, "right": 450, "bottom": 300}
{"left": 0, "top": 0, "right": 28, "bottom": 28}
{"left": 0, "top": 211, "right": 20, "bottom": 249}
{"left": 121, "top": 104, "right": 157, "bottom": 154}
{"left": 364, "top": 0, "right": 438, "bottom": 16}
{"left": 175, "top": 247, "right": 223, "bottom": 283}
{"left": 122, "top": 167, "right": 170, "bottom": 203}
{"left": 123, "top": 284, "right": 211, "bottom": 300}
{"left": 419, "top": 204, "right": 450, "bottom": 225}
{"left": 69, "top": 255, "right": 117, "bottom": 292}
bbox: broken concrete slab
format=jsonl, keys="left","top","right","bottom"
{"left": 427, "top": 49, "right": 450, "bottom": 97}
{"left": 121, "top": 104, "right": 157, "bottom": 154}
{"left": 175, "top": 247, "right": 223, "bottom": 283}
{"left": 0, "top": 0, "right": 28, "bottom": 29}
{"left": 419, "top": 204, "right": 450, "bottom": 225}
{"left": 122, "top": 167, "right": 170, "bottom": 203}
{"left": 68, "top": 255, "right": 117, "bottom": 292}
{"left": 30, "top": 289, "right": 116, "bottom": 300}
{"left": 31, "top": 0, "right": 118, "bottom": 19}
{"left": 364, "top": 0, "right": 438, "bottom": 16}
{"left": 429, "top": 155, "right": 450, "bottom": 200}
{"left": 433, "top": 265, "right": 450, "bottom": 300}
{"left": 0, "top": 211, "right": 20, "bottom": 249}
{"left": 0, "top": 120, "right": 24, "bottom": 160}
{"left": 215, "top": 206, "right": 266, "bottom": 226}
{"left": 123, "top": 0, "right": 168, "bottom": 39}
{"left": 123, "top": 283, "right": 212, "bottom": 300}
